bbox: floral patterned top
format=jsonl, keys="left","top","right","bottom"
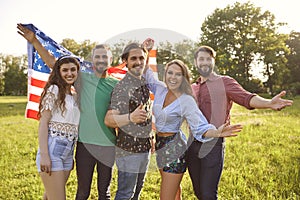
{"left": 40, "top": 84, "right": 80, "bottom": 141}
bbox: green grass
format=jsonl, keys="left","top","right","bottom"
{"left": 0, "top": 96, "right": 299, "bottom": 200}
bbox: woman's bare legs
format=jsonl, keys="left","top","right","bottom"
{"left": 40, "top": 170, "right": 71, "bottom": 200}
{"left": 175, "top": 185, "right": 182, "bottom": 200}
{"left": 159, "top": 169, "right": 184, "bottom": 200}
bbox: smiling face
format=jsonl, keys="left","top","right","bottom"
{"left": 92, "top": 48, "right": 110, "bottom": 75}
{"left": 59, "top": 62, "right": 78, "bottom": 85}
{"left": 126, "top": 48, "right": 147, "bottom": 78}
{"left": 164, "top": 59, "right": 193, "bottom": 96}
{"left": 165, "top": 63, "right": 183, "bottom": 93}
{"left": 194, "top": 50, "right": 215, "bottom": 77}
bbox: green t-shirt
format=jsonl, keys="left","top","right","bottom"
{"left": 78, "top": 72, "right": 119, "bottom": 146}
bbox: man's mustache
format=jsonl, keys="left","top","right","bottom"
{"left": 96, "top": 61, "right": 108, "bottom": 66}
{"left": 132, "top": 64, "right": 143, "bottom": 68}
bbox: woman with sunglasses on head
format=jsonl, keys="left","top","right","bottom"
{"left": 36, "top": 55, "right": 80, "bottom": 200}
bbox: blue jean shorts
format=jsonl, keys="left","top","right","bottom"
{"left": 36, "top": 135, "right": 75, "bottom": 172}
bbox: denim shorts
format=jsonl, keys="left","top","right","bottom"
{"left": 36, "top": 135, "right": 75, "bottom": 172}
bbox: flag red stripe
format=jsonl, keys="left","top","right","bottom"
{"left": 108, "top": 67, "right": 127, "bottom": 74}
{"left": 149, "top": 49, "right": 156, "bottom": 57}
{"left": 29, "top": 93, "right": 41, "bottom": 103}
{"left": 31, "top": 77, "right": 47, "bottom": 88}
{"left": 26, "top": 109, "right": 39, "bottom": 120}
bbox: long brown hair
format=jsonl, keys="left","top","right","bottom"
{"left": 164, "top": 59, "right": 193, "bottom": 96}
{"left": 38, "top": 56, "right": 80, "bottom": 118}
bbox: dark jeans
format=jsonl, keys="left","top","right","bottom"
{"left": 75, "top": 142, "right": 115, "bottom": 200}
{"left": 187, "top": 138, "right": 224, "bottom": 200}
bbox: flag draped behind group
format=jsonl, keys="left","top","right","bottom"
{"left": 23, "top": 24, "right": 158, "bottom": 121}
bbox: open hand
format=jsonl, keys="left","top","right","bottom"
{"left": 17, "top": 23, "right": 35, "bottom": 43}
{"left": 270, "top": 91, "right": 293, "bottom": 111}
{"left": 142, "top": 38, "right": 154, "bottom": 51}
{"left": 217, "top": 121, "right": 243, "bottom": 137}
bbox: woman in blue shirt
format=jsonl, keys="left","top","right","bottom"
{"left": 145, "top": 59, "right": 242, "bottom": 200}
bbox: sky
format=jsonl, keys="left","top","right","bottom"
{"left": 0, "top": 0, "right": 299, "bottom": 56}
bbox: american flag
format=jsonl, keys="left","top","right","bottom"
{"left": 23, "top": 24, "right": 158, "bottom": 120}
{"left": 24, "top": 23, "right": 92, "bottom": 119}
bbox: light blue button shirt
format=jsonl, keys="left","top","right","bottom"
{"left": 145, "top": 68, "right": 216, "bottom": 142}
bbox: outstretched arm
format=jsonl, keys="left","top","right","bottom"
{"left": 249, "top": 91, "right": 293, "bottom": 111}
{"left": 17, "top": 23, "right": 56, "bottom": 68}
{"left": 204, "top": 121, "right": 242, "bottom": 138}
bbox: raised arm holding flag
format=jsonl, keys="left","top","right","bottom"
{"left": 17, "top": 23, "right": 158, "bottom": 200}
{"left": 18, "top": 23, "right": 121, "bottom": 200}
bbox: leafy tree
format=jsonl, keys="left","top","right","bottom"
{"left": 246, "top": 78, "right": 266, "bottom": 93}
{"left": 61, "top": 38, "right": 136, "bottom": 66}
{"left": 0, "top": 54, "right": 6, "bottom": 95}
{"left": 157, "top": 40, "right": 196, "bottom": 80}
{"left": 173, "top": 40, "right": 198, "bottom": 80}
{"left": 60, "top": 39, "right": 97, "bottom": 61}
{"left": 259, "top": 32, "right": 289, "bottom": 95}
{"left": 3, "top": 55, "right": 27, "bottom": 95}
{"left": 285, "top": 31, "right": 300, "bottom": 95}
{"left": 199, "top": 1, "right": 288, "bottom": 94}
{"left": 156, "top": 41, "right": 174, "bottom": 80}
{"left": 110, "top": 39, "right": 138, "bottom": 66}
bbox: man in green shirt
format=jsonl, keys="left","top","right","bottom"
{"left": 75, "top": 44, "right": 119, "bottom": 200}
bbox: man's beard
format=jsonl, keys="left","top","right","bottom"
{"left": 95, "top": 62, "right": 108, "bottom": 74}
{"left": 197, "top": 65, "right": 213, "bottom": 77}
{"left": 129, "top": 64, "right": 144, "bottom": 77}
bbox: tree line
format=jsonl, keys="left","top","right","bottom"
{"left": 0, "top": 2, "right": 299, "bottom": 96}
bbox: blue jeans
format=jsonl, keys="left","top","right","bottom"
{"left": 114, "top": 152, "right": 150, "bottom": 200}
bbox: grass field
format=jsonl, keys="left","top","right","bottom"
{"left": 0, "top": 96, "right": 299, "bottom": 200}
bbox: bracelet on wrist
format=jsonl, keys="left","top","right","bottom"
{"left": 128, "top": 112, "right": 131, "bottom": 122}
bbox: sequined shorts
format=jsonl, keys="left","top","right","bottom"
{"left": 155, "top": 133, "right": 187, "bottom": 174}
